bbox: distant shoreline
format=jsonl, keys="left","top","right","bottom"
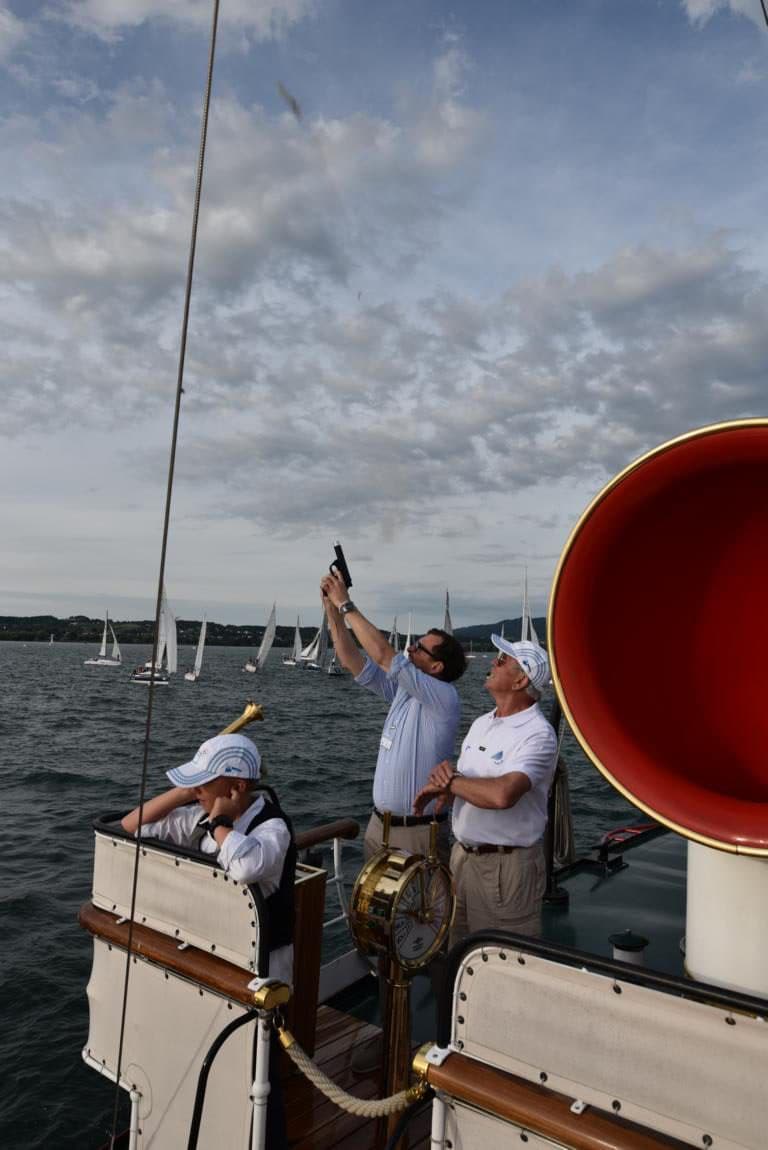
{"left": 0, "top": 614, "right": 545, "bottom": 647}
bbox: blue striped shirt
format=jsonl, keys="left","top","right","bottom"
{"left": 355, "top": 652, "right": 461, "bottom": 815}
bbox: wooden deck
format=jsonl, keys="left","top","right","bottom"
{"left": 284, "top": 1006, "right": 430, "bottom": 1149}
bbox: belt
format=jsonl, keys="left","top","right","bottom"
{"left": 458, "top": 841, "right": 519, "bottom": 855}
{"left": 373, "top": 807, "right": 449, "bottom": 828}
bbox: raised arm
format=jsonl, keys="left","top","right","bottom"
{"left": 121, "top": 786, "right": 197, "bottom": 834}
{"left": 323, "top": 594, "right": 365, "bottom": 676}
{"left": 320, "top": 570, "right": 395, "bottom": 671}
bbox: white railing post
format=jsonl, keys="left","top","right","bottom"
{"left": 249, "top": 1013, "right": 272, "bottom": 1150}
{"left": 128, "top": 1088, "right": 141, "bottom": 1150}
{"left": 430, "top": 1092, "right": 447, "bottom": 1148}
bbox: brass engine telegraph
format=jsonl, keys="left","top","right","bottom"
{"left": 349, "top": 813, "right": 454, "bottom": 1141}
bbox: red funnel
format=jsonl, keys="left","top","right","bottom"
{"left": 549, "top": 421, "right": 768, "bottom": 855}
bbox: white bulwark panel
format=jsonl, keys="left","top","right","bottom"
{"left": 444, "top": 1103, "right": 565, "bottom": 1150}
{"left": 84, "top": 938, "right": 253, "bottom": 1149}
{"left": 451, "top": 943, "right": 767, "bottom": 1150}
{"left": 92, "top": 829, "right": 261, "bottom": 970}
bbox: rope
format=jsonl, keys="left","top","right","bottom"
{"left": 108, "top": 2, "right": 222, "bottom": 1144}
{"left": 279, "top": 1029, "right": 418, "bottom": 1117}
{"left": 552, "top": 757, "right": 577, "bottom": 867}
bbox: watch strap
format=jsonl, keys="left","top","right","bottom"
{"left": 206, "top": 814, "right": 235, "bottom": 835}
{"left": 339, "top": 600, "right": 357, "bottom": 616}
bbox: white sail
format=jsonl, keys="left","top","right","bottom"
{"left": 443, "top": 590, "right": 453, "bottom": 635}
{"left": 521, "top": 567, "right": 530, "bottom": 642}
{"left": 256, "top": 603, "right": 277, "bottom": 670}
{"left": 193, "top": 616, "right": 207, "bottom": 675}
{"left": 98, "top": 614, "right": 108, "bottom": 658}
{"left": 291, "top": 616, "right": 302, "bottom": 660}
{"left": 109, "top": 624, "right": 121, "bottom": 664}
{"left": 404, "top": 612, "right": 413, "bottom": 651}
{"left": 49, "top": 633, "right": 54, "bottom": 645}
{"left": 387, "top": 615, "right": 399, "bottom": 651}
{"left": 300, "top": 614, "right": 328, "bottom": 665}
{"left": 163, "top": 588, "right": 177, "bottom": 674}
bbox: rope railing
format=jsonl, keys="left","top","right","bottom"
{"left": 277, "top": 1023, "right": 425, "bottom": 1117}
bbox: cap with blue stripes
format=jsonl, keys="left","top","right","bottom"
{"left": 490, "top": 635, "right": 550, "bottom": 691}
{"left": 166, "top": 733, "right": 261, "bottom": 787}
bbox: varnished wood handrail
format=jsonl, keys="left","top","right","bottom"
{"left": 426, "top": 1053, "right": 690, "bottom": 1150}
{"left": 79, "top": 903, "right": 258, "bottom": 1006}
{"left": 295, "top": 818, "right": 359, "bottom": 851}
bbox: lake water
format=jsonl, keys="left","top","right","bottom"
{"left": 0, "top": 640, "right": 638, "bottom": 1148}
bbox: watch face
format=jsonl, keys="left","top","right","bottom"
{"left": 392, "top": 863, "right": 452, "bottom": 968}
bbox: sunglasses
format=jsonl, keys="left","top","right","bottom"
{"left": 411, "top": 639, "right": 440, "bottom": 660}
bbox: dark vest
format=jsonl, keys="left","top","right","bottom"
{"left": 244, "top": 794, "right": 296, "bottom": 969}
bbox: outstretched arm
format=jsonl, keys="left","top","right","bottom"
{"left": 121, "top": 786, "right": 197, "bottom": 834}
{"left": 321, "top": 570, "right": 395, "bottom": 671}
{"left": 323, "top": 594, "right": 365, "bottom": 676}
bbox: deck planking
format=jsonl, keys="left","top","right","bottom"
{"left": 284, "top": 1005, "right": 430, "bottom": 1149}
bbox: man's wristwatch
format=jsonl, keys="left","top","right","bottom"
{"left": 206, "top": 815, "right": 234, "bottom": 835}
{"left": 339, "top": 600, "right": 357, "bottom": 616}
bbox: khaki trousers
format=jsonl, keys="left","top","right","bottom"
{"left": 450, "top": 840, "right": 545, "bottom": 948}
{"left": 363, "top": 811, "right": 450, "bottom": 867}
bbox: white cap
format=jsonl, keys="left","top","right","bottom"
{"left": 166, "top": 733, "right": 261, "bottom": 787}
{"left": 490, "top": 635, "right": 550, "bottom": 691}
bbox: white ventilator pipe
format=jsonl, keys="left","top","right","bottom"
{"left": 686, "top": 841, "right": 768, "bottom": 996}
{"left": 250, "top": 1014, "right": 273, "bottom": 1150}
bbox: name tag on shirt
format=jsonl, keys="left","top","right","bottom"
{"left": 380, "top": 736, "right": 393, "bottom": 751}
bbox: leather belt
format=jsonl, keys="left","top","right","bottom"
{"left": 373, "top": 807, "right": 449, "bottom": 828}
{"left": 458, "top": 842, "right": 519, "bottom": 854}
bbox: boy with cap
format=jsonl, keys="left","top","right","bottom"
{"left": 121, "top": 732, "right": 295, "bottom": 986}
{"left": 413, "top": 636, "right": 557, "bottom": 943}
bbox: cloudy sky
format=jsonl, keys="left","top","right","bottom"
{"left": 2, "top": 0, "right": 768, "bottom": 629}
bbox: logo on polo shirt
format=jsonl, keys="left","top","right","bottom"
{"left": 491, "top": 750, "right": 504, "bottom": 762}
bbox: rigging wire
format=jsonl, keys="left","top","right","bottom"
{"left": 762, "top": 0, "right": 768, "bottom": 32}
{"left": 108, "top": 1, "right": 222, "bottom": 1143}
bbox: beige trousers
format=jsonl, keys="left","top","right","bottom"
{"left": 363, "top": 811, "right": 450, "bottom": 867}
{"left": 449, "top": 840, "right": 545, "bottom": 947}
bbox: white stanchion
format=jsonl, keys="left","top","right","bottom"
{"left": 250, "top": 1014, "right": 273, "bottom": 1150}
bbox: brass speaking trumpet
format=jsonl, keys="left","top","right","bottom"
{"left": 218, "top": 700, "right": 264, "bottom": 735}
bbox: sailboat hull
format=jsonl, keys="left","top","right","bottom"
{"left": 84, "top": 658, "right": 122, "bottom": 666}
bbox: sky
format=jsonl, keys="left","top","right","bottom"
{"left": 2, "top": 0, "right": 768, "bottom": 629}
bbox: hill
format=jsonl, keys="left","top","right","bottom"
{"left": 0, "top": 614, "right": 547, "bottom": 647}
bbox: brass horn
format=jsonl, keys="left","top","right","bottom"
{"left": 218, "top": 700, "right": 264, "bottom": 734}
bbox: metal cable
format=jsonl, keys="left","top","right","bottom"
{"left": 108, "top": 1, "right": 222, "bottom": 1142}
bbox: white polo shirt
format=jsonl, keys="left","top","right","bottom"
{"left": 451, "top": 703, "right": 558, "bottom": 848}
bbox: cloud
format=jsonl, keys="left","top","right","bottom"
{"left": 0, "top": 5, "right": 26, "bottom": 61}
{"left": 681, "top": 0, "right": 764, "bottom": 27}
{"left": 60, "top": 0, "right": 315, "bottom": 42}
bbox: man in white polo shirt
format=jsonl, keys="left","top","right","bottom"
{"left": 413, "top": 635, "right": 557, "bottom": 941}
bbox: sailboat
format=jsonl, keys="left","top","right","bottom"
{"left": 49, "top": 633, "right": 54, "bottom": 645}
{"left": 387, "top": 615, "right": 399, "bottom": 651}
{"left": 443, "top": 589, "right": 453, "bottom": 635}
{"left": 325, "top": 647, "right": 344, "bottom": 675}
{"left": 466, "top": 638, "right": 477, "bottom": 660}
{"left": 130, "top": 588, "right": 176, "bottom": 685}
{"left": 403, "top": 611, "right": 413, "bottom": 651}
{"left": 300, "top": 613, "right": 328, "bottom": 670}
{"left": 184, "top": 616, "right": 207, "bottom": 682}
{"left": 244, "top": 603, "right": 277, "bottom": 672}
{"left": 282, "top": 616, "right": 303, "bottom": 666}
{"left": 520, "top": 566, "right": 541, "bottom": 646}
{"left": 84, "top": 611, "right": 122, "bottom": 666}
